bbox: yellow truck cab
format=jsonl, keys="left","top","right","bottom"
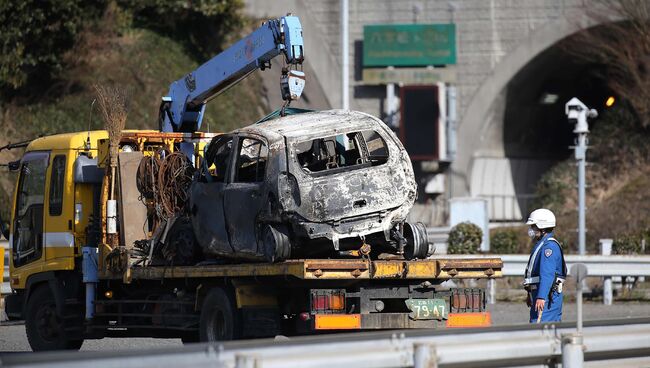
{"left": 5, "top": 130, "right": 214, "bottom": 349}
{"left": 9, "top": 132, "right": 107, "bottom": 291}
{"left": 5, "top": 130, "right": 502, "bottom": 352}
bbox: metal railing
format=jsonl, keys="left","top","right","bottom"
{"left": 1, "top": 318, "right": 649, "bottom": 368}
{"left": 439, "top": 253, "right": 650, "bottom": 277}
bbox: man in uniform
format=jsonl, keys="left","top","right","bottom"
{"left": 523, "top": 209, "right": 567, "bottom": 323}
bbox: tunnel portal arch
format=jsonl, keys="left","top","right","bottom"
{"left": 453, "top": 15, "right": 616, "bottom": 222}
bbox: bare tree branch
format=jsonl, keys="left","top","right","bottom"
{"left": 566, "top": 0, "right": 650, "bottom": 126}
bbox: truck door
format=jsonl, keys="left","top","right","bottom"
{"left": 11, "top": 151, "right": 49, "bottom": 271}
{"left": 223, "top": 136, "right": 268, "bottom": 256}
{"left": 44, "top": 153, "right": 74, "bottom": 261}
{"left": 190, "top": 135, "right": 233, "bottom": 255}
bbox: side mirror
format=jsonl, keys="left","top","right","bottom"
{"left": 8, "top": 160, "right": 20, "bottom": 172}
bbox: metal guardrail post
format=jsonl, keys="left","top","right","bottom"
{"left": 235, "top": 354, "right": 258, "bottom": 368}
{"left": 562, "top": 334, "right": 584, "bottom": 368}
{"left": 600, "top": 239, "right": 613, "bottom": 305}
{"left": 487, "top": 279, "right": 496, "bottom": 304}
{"left": 413, "top": 343, "right": 437, "bottom": 368}
{"left": 564, "top": 263, "right": 588, "bottom": 368}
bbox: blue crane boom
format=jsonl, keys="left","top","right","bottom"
{"left": 160, "top": 15, "right": 305, "bottom": 133}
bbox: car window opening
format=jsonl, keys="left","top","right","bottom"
{"left": 204, "top": 136, "right": 233, "bottom": 183}
{"left": 295, "top": 130, "right": 388, "bottom": 174}
{"left": 235, "top": 138, "right": 268, "bottom": 183}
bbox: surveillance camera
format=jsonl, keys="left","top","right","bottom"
{"left": 565, "top": 97, "right": 587, "bottom": 116}
{"left": 565, "top": 97, "right": 596, "bottom": 134}
{"left": 587, "top": 109, "right": 598, "bottom": 119}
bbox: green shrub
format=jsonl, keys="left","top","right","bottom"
{"left": 491, "top": 229, "right": 519, "bottom": 254}
{"left": 448, "top": 222, "right": 482, "bottom": 254}
{"left": 613, "top": 234, "right": 642, "bottom": 255}
{"left": 613, "top": 230, "right": 650, "bottom": 255}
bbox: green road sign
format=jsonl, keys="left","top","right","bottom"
{"left": 363, "top": 24, "right": 456, "bottom": 67}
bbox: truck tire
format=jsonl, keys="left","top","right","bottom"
{"left": 262, "top": 224, "right": 291, "bottom": 262}
{"left": 199, "top": 288, "right": 239, "bottom": 342}
{"left": 403, "top": 222, "right": 429, "bottom": 260}
{"left": 25, "top": 286, "right": 84, "bottom": 351}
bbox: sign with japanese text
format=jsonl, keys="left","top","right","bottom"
{"left": 363, "top": 24, "right": 456, "bottom": 67}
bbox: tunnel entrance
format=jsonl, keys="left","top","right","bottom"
{"left": 472, "top": 31, "right": 613, "bottom": 222}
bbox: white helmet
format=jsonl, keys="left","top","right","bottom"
{"left": 526, "top": 208, "right": 556, "bottom": 229}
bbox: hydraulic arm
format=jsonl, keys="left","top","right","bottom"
{"left": 159, "top": 15, "right": 305, "bottom": 133}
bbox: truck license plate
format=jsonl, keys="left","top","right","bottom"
{"left": 405, "top": 298, "right": 448, "bottom": 320}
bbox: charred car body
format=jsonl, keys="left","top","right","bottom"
{"left": 190, "top": 109, "right": 430, "bottom": 262}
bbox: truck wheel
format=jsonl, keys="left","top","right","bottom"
{"left": 262, "top": 224, "right": 291, "bottom": 262}
{"left": 403, "top": 222, "right": 429, "bottom": 260}
{"left": 199, "top": 288, "right": 239, "bottom": 342}
{"left": 25, "top": 286, "right": 84, "bottom": 351}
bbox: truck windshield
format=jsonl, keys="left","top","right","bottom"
{"left": 294, "top": 130, "right": 388, "bottom": 174}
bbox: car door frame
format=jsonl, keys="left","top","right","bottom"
{"left": 190, "top": 134, "right": 236, "bottom": 256}
{"left": 222, "top": 134, "right": 270, "bottom": 257}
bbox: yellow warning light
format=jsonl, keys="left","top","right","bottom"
{"left": 605, "top": 96, "right": 615, "bottom": 107}
{"left": 105, "top": 291, "right": 113, "bottom": 299}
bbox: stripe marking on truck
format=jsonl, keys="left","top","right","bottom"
{"left": 44, "top": 232, "right": 75, "bottom": 248}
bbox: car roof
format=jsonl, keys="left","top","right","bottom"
{"left": 236, "top": 109, "right": 383, "bottom": 141}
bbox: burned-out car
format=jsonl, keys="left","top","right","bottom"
{"left": 189, "top": 110, "right": 430, "bottom": 262}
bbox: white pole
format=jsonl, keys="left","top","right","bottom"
{"left": 577, "top": 283, "right": 583, "bottom": 333}
{"left": 487, "top": 279, "right": 496, "bottom": 304}
{"left": 446, "top": 85, "right": 457, "bottom": 161}
{"left": 600, "top": 239, "right": 613, "bottom": 305}
{"left": 386, "top": 83, "right": 395, "bottom": 126}
{"left": 562, "top": 334, "right": 584, "bottom": 368}
{"left": 341, "top": 0, "right": 349, "bottom": 110}
{"left": 577, "top": 132, "right": 587, "bottom": 255}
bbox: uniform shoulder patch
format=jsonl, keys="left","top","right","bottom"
{"left": 544, "top": 248, "right": 553, "bottom": 257}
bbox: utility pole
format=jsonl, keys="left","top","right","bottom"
{"left": 565, "top": 98, "right": 597, "bottom": 255}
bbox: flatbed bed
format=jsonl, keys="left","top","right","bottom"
{"left": 118, "top": 257, "right": 503, "bottom": 281}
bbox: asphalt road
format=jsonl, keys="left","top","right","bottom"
{"left": 1, "top": 301, "right": 648, "bottom": 352}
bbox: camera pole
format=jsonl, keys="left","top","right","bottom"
{"left": 576, "top": 127, "right": 587, "bottom": 255}
{"left": 565, "top": 98, "right": 597, "bottom": 256}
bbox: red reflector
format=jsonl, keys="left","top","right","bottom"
{"left": 312, "top": 295, "right": 329, "bottom": 310}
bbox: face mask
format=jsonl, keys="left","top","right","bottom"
{"left": 528, "top": 227, "right": 537, "bottom": 239}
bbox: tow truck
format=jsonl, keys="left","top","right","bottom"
{"left": 3, "top": 15, "right": 502, "bottom": 351}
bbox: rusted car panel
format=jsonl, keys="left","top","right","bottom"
{"left": 190, "top": 109, "right": 428, "bottom": 262}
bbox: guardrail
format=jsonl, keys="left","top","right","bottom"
{"left": 1, "top": 318, "right": 649, "bottom": 368}
{"left": 439, "top": 253, "right": 650, "bottom": 305}
{"left": 438, "top": 253, "right": 650, "bottom": 277}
